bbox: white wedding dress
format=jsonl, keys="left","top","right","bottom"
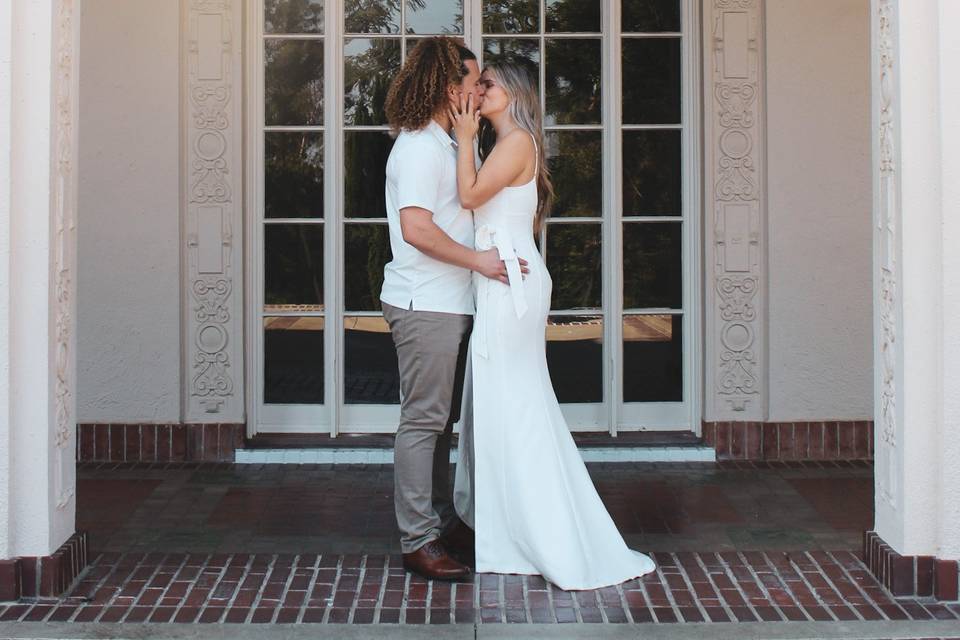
{"left": 453, "top": 136, "right": 656, "bottom": 590}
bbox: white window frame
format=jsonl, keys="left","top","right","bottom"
{"left": 245, "top": 0, "right": 701, "bottom": 436}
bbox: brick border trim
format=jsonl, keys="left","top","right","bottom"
{"left": 80, "top": 422, "right": 874, "bottom": 463}
{"left": 0, "top": 531, "right": 88, "bottom": 601}
{"left": 76, "top": 424, "right": 244, "bottom": 463}
{"left": 702, "top": 421, "right": 873, "bottom": 461}
{"left": 864, "top": 531, "right": 960, "bottom": 600}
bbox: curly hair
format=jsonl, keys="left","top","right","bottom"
{"left": 385, "top": 37, "right": 476, "bottom": 133}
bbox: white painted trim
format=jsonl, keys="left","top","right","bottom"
{"left": 465, "top": 0, "right": 482, "bottom": 51}
{"left": 602, "top": 0, "right": 622, "bottom": 437}
{"left": 327, "top": 0, "right": 344, "bottom": 437}
{"left": 683, "top": 0, "right": 703, "bottom": 435}
{"left": 244, "top": 0, "right": 263, "bottom": 437}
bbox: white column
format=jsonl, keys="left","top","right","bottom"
{"left": 0, "top": 0, "right": 14, "bottom": 563}
{"left": 938, "top": 0, "right": 960, "bottom": 561}
{"left": 0, "top": 0, "right": 79, "bottom": 559}
{"left": 872, "top": 0, "right": 960, "bottom": 560}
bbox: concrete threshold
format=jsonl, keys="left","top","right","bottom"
{"left": 234, "top": 445, "right": 716, "bottom": 464}
{"left": 3, "top": 620, "right": 960, "bottom": 640}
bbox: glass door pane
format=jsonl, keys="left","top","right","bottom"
{"left": 341, "top": 1, "right": 465, "bottom": 418}
{"left": 482, "top": 0, "right": 605, "bottom": 409}
{"left": 262, "top": 0, "right": 326, "bottom": 408}
{"left": 620, "top": 0, "right": 687, "bottom": 425}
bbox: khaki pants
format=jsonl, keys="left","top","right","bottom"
{"left": 382, "top": 302, "right": 472, "bottom": 554}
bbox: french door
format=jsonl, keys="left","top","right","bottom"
{"left": 246, "top": 0, "right": 700, "bottom": 435}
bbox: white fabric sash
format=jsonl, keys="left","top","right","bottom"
{"left": 474, "top": 224, "right": 528, "bottom": 358}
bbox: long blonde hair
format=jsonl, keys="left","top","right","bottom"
{"left": 477, "top": 63, "right": 554, "bottom": 234}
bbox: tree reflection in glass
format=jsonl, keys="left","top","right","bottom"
{"left": 483, "top": 0, "right": 539, "bottom": 34}
{"left": 622, "top": 0, "right": 681, "bottom": 33}
{"left": 622, "top": 130, "right": 681, "bottom": 215}
{"left": 265, "top": 224, "right": 325, "bottom": 306}
{"left": 545, "top": 38, "right": 601, "bottom": 125}
{"left": 344, "top": 131, "right": 394, "bottom": 217}
{"left": 265, "top": 133, "right": 324, "bottom": 219}
{"left": 622, "top": 222, "right": 682, "bottom": 309}
{"left": 545, "top": 0, "right": 600, "bottom": 33}
{"left": 344, "top": 39, "right": 401, "bottom": 126}
{"left": 345, "top": 225, "right": 392, "bottom": 311}
{"left": 546, "top": 224, "right": 602, "bottom": 309}
{"left": 546, "top": 131, "right": 601, "bottom": 217}
{"left": 482, "top": 38, "right": 540, "bottom": 84}
{"left": 265, "top": 0, "right": 324, "bottom": 34}
{"left": 265, "top": 40, "right": 324, "bottom": 126}
{"left": 345, "top": 0, "right": 401, "bottom": 33}
{"left": 622, "top": 38, "right": 681, "bottom": 124}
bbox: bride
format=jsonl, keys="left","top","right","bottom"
{"left": 448, "top": 62, "right": 657, "bottom": 590}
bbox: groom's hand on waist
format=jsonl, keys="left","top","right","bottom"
{"left": 475, "top": 248, "right": 530, "bottom": 285}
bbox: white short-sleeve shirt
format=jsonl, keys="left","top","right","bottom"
{"left": 380, "top": 120, "right": 475, "bottom": 315}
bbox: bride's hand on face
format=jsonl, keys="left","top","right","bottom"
{"left": 449, "top": 92, "right": 480, "bottom": 142}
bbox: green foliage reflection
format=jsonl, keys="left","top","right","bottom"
{"left": 483, "top": 0, "right": 539, "bottom": 33}
{"left": 265, "top": 133, "right": 324, "bottom": 219}
{"left": 345, "top": 225, "right": 392, "bottom": 311}
{"left": 264, "top": 0, "right": 324, "bottom": 34}
{"left": 265, "top": 40, "right": 324, "bottom": 126}
{"left": 546, "top": 224, "right": 602, "bottom": 309}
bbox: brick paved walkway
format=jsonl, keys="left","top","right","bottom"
{"left": 3, "top": 461, "right": 958, "bottom": 638}
{"left": 2, "top": 548, "right": 958, "bottom": 626}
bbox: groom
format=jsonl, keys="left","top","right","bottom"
{"left": 380, "top": 38, "right": 523, "bottom": 580}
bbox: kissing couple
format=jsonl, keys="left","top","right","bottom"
{"left": 379, "top": 37, "right": 656, "bottom": 591}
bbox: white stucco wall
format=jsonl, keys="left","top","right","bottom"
{"left": 77, "top": 0, "right": 181, "bottom": 422}
{"left": 765, "top": 0, "right": 873, "bottom": 420}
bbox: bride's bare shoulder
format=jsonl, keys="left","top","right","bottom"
{"left": 487, "top": 128, "right": 535, "bottom": 165}
{"left": 500, "top": 128, "right": 535, "bottom": 151}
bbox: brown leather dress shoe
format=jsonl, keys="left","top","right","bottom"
{"left": 403, "top": 540, "right": 471, "bottom": 580}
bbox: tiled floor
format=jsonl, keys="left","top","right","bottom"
{"left": 5, "top": 459, "right": 958, "bottom": 637}
{"left": 75, "top": 460, "right": 873, "bottom": 554}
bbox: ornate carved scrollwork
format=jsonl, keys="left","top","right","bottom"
{"left": 875, "top": 0, "right": 897, "bottom": 509}
{"left": 53, "top": 0, "right": 77, "bottom": 511}
{"left": 191, "top": 277, "right": 234, "bottom": 410}
{"left": 185, "top": 0, "right": 242, "bottom": 419}
{"left": 707, "top": 0, "right": 763, "bottom": 415}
